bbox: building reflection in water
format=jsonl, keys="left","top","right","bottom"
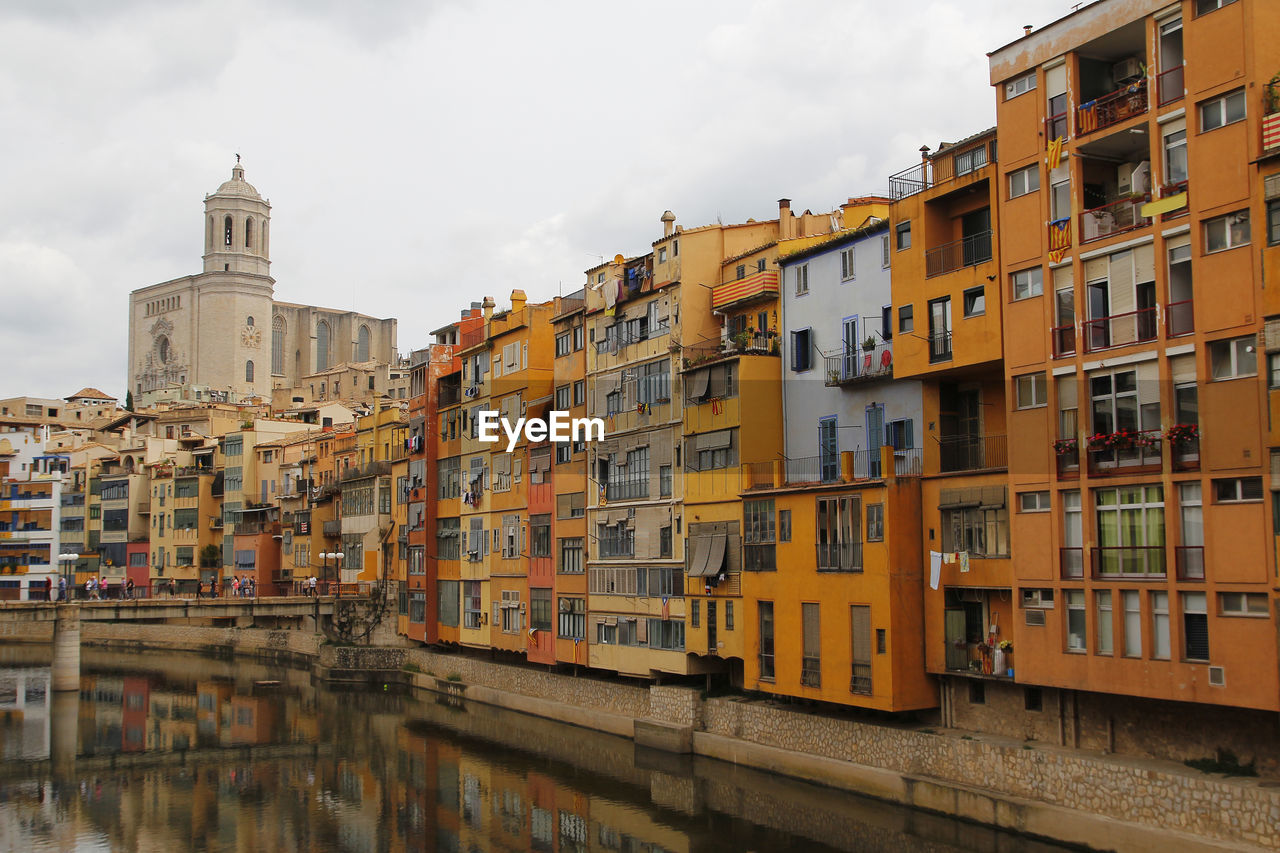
{"left": 0, "top": 650, "right": 1073, "bottom": 853}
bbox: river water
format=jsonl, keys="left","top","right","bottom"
{"left": 0, "top": 648, "right": 1080, "bottom": 852}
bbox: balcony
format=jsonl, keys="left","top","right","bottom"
{"left": 743, "top": 448, "right": 919, "bottom": 490}
{"left": 322, "top": 520, "right": 342, "bottom": 536}
{"left": 823, "top": 342, "right": 893, "bottom": 387}
{"left": 1175, "top": 545, "right": 1205, "bottom": 581}
{"left": 1170, "top": 433, "right": 1200, "bottom": 472}
{"left": 1263, "top": 80, "right": 1280, "bottom": 153}
{"left": 1060, "top": 547, "right": 1084, "bottom": 579}
{"left": 1091, "top": 545, "right": 1166, "bottom": 579}
{"left": 887, "top": 137, "right": 996, "bottom": 201}
{"left": 1083, "top": 307, "right": 1157, "bottom": 353}
{"left": 1052, "top": 324, "right": 1076, "bottom": 358}
{"left": 928, "top": 330, "right": 952, "bottom": 364}
{"left": 888, "top": 161, "right": 930, "bottom": 201}
{"left": 1081, "top": 195, "right": 1151, "bottom": 243}
{"left": 924, "top": 231, "right": 992, "bottom": 278}
{"left": 680, "top": 335, "right": 777, "bottom": 370}
{"left": 938, "top": 434, "right": 1007, "bottom": 473}
{"left": 711, "top": 270, "right": 779, "bottom": 311}
{"left": 816, "top": 541, "right": 861, "bottom": 572}
{"left": 1055, "top": 445, "right": 1080, "bottom": 479}
{"left": 1156, "top": 65, "right": 1183, "bottom": 108}
{"left": 1086, "top": 430, "right": 1161, "bottom": 475}
{"left": 1077, "top": 81, "right": 1148, "bottom": 137}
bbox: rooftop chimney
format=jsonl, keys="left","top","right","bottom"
{"left": 778, "top": 198, "right": 793, "bottom": 241}
{"left": 1023, "top": 25, "right": 1032, "bottom": 35}
{"left": 510, "top": 289, "right": 527, "bottom": 313}
{"left": 661, "top": 210, "right": 676, "bottom": 238}
{"left": 482, "top": 296, "right": 495, "bottom": 321}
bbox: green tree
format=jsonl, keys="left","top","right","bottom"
{"left": 199, "top": 544, "right": 221, "bottom": 568}
{"left": 124, "top": 390, "right": 134, "bottom": 411}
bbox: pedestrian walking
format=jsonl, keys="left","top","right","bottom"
{"left": 168, "top": 578, "right": 176, "bottom": 599}
{"left": 126, "top": 578, "right": 135, "bottom": 600}
{"left": 58, "top": 576, "right": 67, "bottom": 602}
{"left": 196, "top": 579, "right": 204, "bottom": 600}
{"left": 232, "top": 576, "right": 240, "bottom": 597}
{"left": 309, "top": 575, "right": 318, "bottom": 597}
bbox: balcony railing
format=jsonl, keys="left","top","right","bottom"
{"left": 938, "top": 434, "right": 1007, "bottom": 473}
{"left": 1052, "top": 324, "right": 1076, "bottom": 357}
{"left": 816, "top": 542, "right": 861, "bottom": 572}
{"left": 924, "top": 231, "right": 993, "bottom": 278}
{"left": 1087, "top": 430, "right": 1161, "bottom": 474}
{"left": 1175, "top": 545, "right": 1205, "bottom": 581}
{"left": 1081, "top": 195, "right": 1151, "bottom": 243}
{"left": 1166, "top": 299, "right": 1194, "bottom": 337}
{"left": 322, "top": 520, "right": 342, "bottom": 536}
{"left": 888, "top": 161, "right": 930, "bottom": 201}
{"left": 1092, "top": 545, "right": 1166, "bottom": 579}
{"left": 1083, "top": 307, "right": 1158, "bottom": 352}
{"left": 1056, "top": 446, "right": 1080, "bottom": 478}
{"left": 1171, "top": 435, "right": 1200, "bottom": 472}
{"left": 1156, "top": 65, "right": 1184, "bottom": 107}
{"left": 1265, "top": 85, "right": 1280, "bottom": 152}
{"left": 928, "top": 330, "right": 952, "bottom": 363}
{"left": 1060, "top": 547, "right": 1084, "bottom": 579}
{"left": 823, "top": 342, "right": 893, "bottom": 387}
{"left": 711, "top": 270, "right": 779, "bottom": 310}
{"left": 1076, "top": 80, "right": 1148, "bottom": 137}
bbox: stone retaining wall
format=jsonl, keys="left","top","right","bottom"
{"left": 81, "top": 623, "right": 322, "bottom": 662}
{"left": 702, "top": 697, "right": 1280, "bottom": 849}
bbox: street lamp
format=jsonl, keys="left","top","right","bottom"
{"left": 320, "top": 552, "right": 344, "bottom": 592}
{"left": 57, "top": 554, "right": 78, "bottom": 602}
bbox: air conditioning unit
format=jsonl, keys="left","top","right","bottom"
{"left": 1112, "top": 57, "right": 1143, "bottom": 86}
{"left": 1024, "top": 609, "right": 1046, "bottom": 627}
{"left": 1208, "top": 666, "right": 1225, "bottom": 687}
{"left": 1117, "top": 161, "right": 1150, "bottom": 196}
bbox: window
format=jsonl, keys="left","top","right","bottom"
{"left": 530, "top": 588, "right": 552, "bottom": 631}
{"left": 1151, "top": 591, "right": 1170, "bottom": 659}
{"left": 1005, "top": 71, "right": 1036, "bottom": 99}
{"left": 801, "top": 603, "right": 821, "bottom": 687}
{"left": 245, "top": 361, "right": 254, "bottom": 382}
{"left": 1018, "top": 491, "right": 1050, "bottom": 512}
{"left": 895, "top": 221, "right": 911, "bottom": 250}
{"left": 1182, "top": 592, "right": 1209, "bottom": 661}
{"left": 596, "top": 522, "right": 633, "bottom": 558}
{"left": 1015, "top": 372, "right": 1047, "bottom": 409}
{"left": 942, "top": 499, "right": 1009, "bottom": 557}
{"left": 743, "top": 499, "right": 776, "bottom": 570}
{"left": 558, "top": 537, "right": 583, "bottom": 574}
{"left": 463, "top": 581, "right": 483, "bottom": 629}
{"left": 573, "top": 324, "right": 584, "bottom": 351}
{"left": 789, "top": 328, "right": 813, "bottom": 372}
{"left": 1199, "top": 88, "right": 1245, "bottom": 132}
{"left": 954, "top": 145, "right": 988, "bottom": 176}
{"left": 928, "top": 297, "right": 951, "bottom": 361}
{"left": 659, "top": 465, "right": 671, "bottom": 497}
{"left": 555, "top": 332, "right": 571, "bottom": 357}
{"left": 1219, "top": 592, "right": 1267, "bottom": 616}
{"left": 573, "top": 380, "right": 585, "bottom": 406}
{"left": 881, "top": 233, "right": 890, "bottom": 268}
{"left": 1095, "top": 485, "right": 1165, "bottom": 576}
{"left": 1011, "top": 267, "right": 1043, "bottom": 300}
{"left": 1195, "top": 0, "right": 1237, "bottom": 13}
{"left": 691, "top": 599, "right": 700, "bottom": 628}
{"left": 794, "top": 263, "right": 809, "bottom": 295}
{"left": 963, "top": 286, "right": 985, "bottom": 317}
{"left": 530, "top": 515, "right": 551, "bottom": 558}
{"left": 1209, "top": 336, "right": 1257, "bottom": 380}
{"left": 898, "top": 304, "right": 914, "bottom": 333}
{"left": 1008, "top": 165, "right": 1040, "bottom": 198}
{"left": 1213, "top": 477, "right": 1263, "bottom": 503}
{"left": 555, "top": 385, "right": 571, "bottom": 410}
{"left": 1164, "top": 128, "right": 1187, "bottom": 185}
{"left": 688, "top": 430, "right": 735, "bottom": 472}
{"left": 1065, "top": 590, "right": 1086, "bottom": 651}
{"left": 1122, "top": 590, "right": 1142, "bottom": 656}
{"left": 658, "top": 247, "right": 667, "bottom": 263}
{"left": 725, "top": 601, "right": 735, "bottom": 630}
{"left": 866, "top": 504, "right": 884, "bottom": 541}
{"left": 881, "top": 305, "right": 892, "bottom": 341}
{"left": 558, "top": 597, "right": 585, "bottom": 639}
{"left": 647, "top": 618, "right": 684, "bottom": 651}
{"left": 757, "top": 257, "right": 766, "bottom": 272}
{"left": 840, "top": 247, "right": 856, "bottom": 281}
{"left": 1203, "top": 211, "right": 1250, "bottom": 252}
{"left": 758, "top": 602, "right": 775, "bottom": 680}
{"left": 1096, "top": 590, "right": 1113, "bottom": 655}
{"left": 779, "top": 509, "right": 791, "bottom": 542}
{"left": 637, "top": 359, "right": 670, "bottom": 405}
{"left": 735, "top": 264, "right": 746, "bottom": 281}
{"left": 816, "top": 495, "right": 862, "bottom": 571}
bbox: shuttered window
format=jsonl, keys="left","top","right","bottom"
{"left": 801, "top": 603, "right": 821, "bottom": 687}
{"left": 1182, "top": 592, "right": 1209, "bottom": 661}
{"left": 850, "top": 605, "right": 872, "bottom": 694}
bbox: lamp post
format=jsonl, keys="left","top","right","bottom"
{"left": 320, "top": 551, "right": 344, "bottom": 595}
{"left": 57, "top": 554, "right": 78, "bottom": 602}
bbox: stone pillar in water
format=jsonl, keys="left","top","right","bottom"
{"left": 50, "top": 688, "right": 78, "bottom": 781}
{"left": 51, "top": 604, "right": 80, "bottom": 693}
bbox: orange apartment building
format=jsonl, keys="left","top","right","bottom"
{"left": 978, "top": 0, "right": 1280, "bottom": 757}
{"left": 887, "top": 129, "right": 1013, "bottom": 719}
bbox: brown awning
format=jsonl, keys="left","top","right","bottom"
{"left": 688, "top": 368, "right": 710, "bottom": 399}
{"left": 688, "top": 533, "right": 727, "bottom": 577}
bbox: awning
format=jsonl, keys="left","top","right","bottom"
{"left": 598, "top": 372, "right": 621, "bottom": 395}
{"left": 688, "top": 368, "right": 710, "bottom": 399}
{"left": 938, "top": 498, "right": 980, "bottom": 510}
{"left": 688, "top": 533, "right": 727, "bottom": 577}
{"left": 697, "top": 430, "right": 732, "bottom": 450}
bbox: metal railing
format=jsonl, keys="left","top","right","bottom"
{"left": 1076, "top": 80, "right": 1148, "bottom": 136}
{"left": 1156, "top": 65, "right": 1184, "bottom": 107}
{"left": 1171, "top": 435, "right": 1200, "bottom": 472}
{"left": 1080, "top": 195, "right": 1151, "bottom": 242}
{"left": 1083, "top": 306, "right": 1158, "bottom": 352}
{"left": 1092, "top": 545, "right": 1166, "bottom": 578}
{"left": 1056, "top": 447, "right": 1080, "bottom": 478}
{"left": 823, "top": 342, "right": 893, "bottom": 386}
{"left": 924, "top": 230, "right": 993, "bottom": 278}
{"left": 888, "top": 161, "right": 930, "bottom": 201}
{"left": 1166, "top": 299, "right": 1194, "bottom": 337}
{"left": 1087, "top": 430, "right": 1162, "bottom": 474}
{"left": 1060, "top": 547, "right": 1084, "bottom": 579}
{"left": 938, "top": 434, "right": 1007, "bottom": 472}
{"left": 929, "top": 330, "right": 952, "bottom": 363}
{"left": 1176, "top": 545, "right": 1205, "bottom": 581}
{"left": 1052, "top": 324, "right": 1076, "bottom": 357}
{"left": 816, "top": 542, "right": 861, "bottom": 572}
{"left": 322, "top": 520, "right": 342, "bottom": 536}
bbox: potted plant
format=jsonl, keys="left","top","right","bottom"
{"left": 998, "top": 640, "right": 1012, "bottom": 653}
{"left": 731, "top": 331, "right": 750, "bottom": 351}
{"left": 862, "top": 335, "right": 877, "bottom": 352}
{"left": 1053, "top": 437, "right": 1078, "bottom": 455}
{"left": 1133, "top": 430, "right": 1159, "bottom": 449}
{"left": 1166, "top": 423, "right": 1199, "bottom": 445}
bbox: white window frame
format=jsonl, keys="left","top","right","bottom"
{"left": 794, "top": 263, "right": 809, "bottom": 296}
{"left": 1008, "top": 165, "right": 1040, "bottom": 199}
{"left": 840, "top": 247, "right": 856, "bottom": 281}
{"left": 1208, "top": 336, "right": 1257, "bottom": 380}
{"left": 881, "top": 234, "right": 891, "bottom": 268}
{"left": 1015, "top": 372, "right": 1048, "bottom": 409}
{"left": 1005, "top": 72, "right": 1036, "bottom": 100}
{"left": 1018, "top": 491, "right": 1051, "bottom": 512}
{"left": 1204, "top": 211, "right": 1250, "bottom": 253}
{"left": 1212, "top": 477, "right": 1263, "bottom": 503}
{"left": 1219, "top": 591, "right": 1267, "bottom": 616}
{"left": 1011, "top": 267, "right": 1043, "bottom": 300}
{"left": 1199, "top": 88, "right": 1245, "bottom": 132}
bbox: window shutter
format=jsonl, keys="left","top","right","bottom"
{"left": 1264, "top": 318, "right": 1280, "bottom": 352}
{"left": 1265, "top": 173, "right": 1280, "bottom": 201}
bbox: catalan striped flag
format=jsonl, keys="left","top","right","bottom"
{"left": 1045, "top": 135, "right": 1065, "bottom": 169}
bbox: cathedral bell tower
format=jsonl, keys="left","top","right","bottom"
{"left": 203, "top": 159, "right": 271, "bottom": 276}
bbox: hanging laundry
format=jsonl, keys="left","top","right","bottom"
{"left": 929, "top": 551, "right": 942, "bottom": 590}
{"left": 959, "top": 552, "right": 970, "bottom": 573}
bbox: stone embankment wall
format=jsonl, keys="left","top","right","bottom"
{"left": 25, "top": 623, "right": 1278, "bottom": 851}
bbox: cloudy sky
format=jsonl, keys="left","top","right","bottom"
{"left": 0, "top": 0, "right": 1074, "bottom": 401}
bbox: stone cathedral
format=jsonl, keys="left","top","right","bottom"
{"left": 127, "top": 162, "right": 397, "bottom": 406}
